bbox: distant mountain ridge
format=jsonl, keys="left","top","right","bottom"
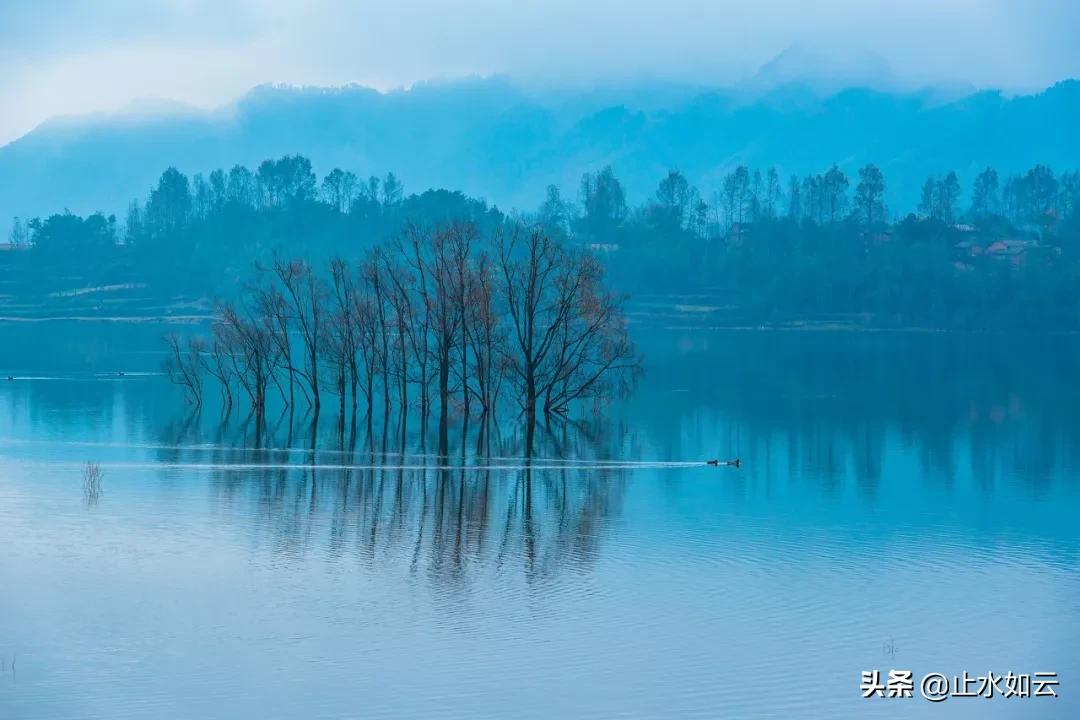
{"left": 2, "top": 75, "right": 1079, "bottom": 225}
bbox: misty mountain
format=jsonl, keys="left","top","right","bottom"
{"left": 740, "top": 46, "right": 897, "bottom": 94}
{"left": 3, "top": 75, "right": 1079, "bottom": 225}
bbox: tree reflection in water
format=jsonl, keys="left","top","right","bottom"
{"left": 154, "top": 415, "right": 630, "bottom": 585}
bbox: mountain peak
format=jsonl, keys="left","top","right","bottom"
{"left": 744, "top": 45, "right": 895, "bottom": 93}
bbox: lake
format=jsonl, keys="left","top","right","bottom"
{"left": 1, "top": 319, "right": 1078, "bottom": 719}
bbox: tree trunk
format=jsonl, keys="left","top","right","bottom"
{"left": 524, "top": 363, "right": 537, "bottom": 456}
{"left": 338, "top": 366, "right": 345, "bottom": 419}
{"left": 438, "top": 343, "right": 450, "bottom": 455}
{"left": 310, "top": 346, "right": 320, "bottom": 416}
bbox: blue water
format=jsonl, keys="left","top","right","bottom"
{"left": 1, "top": 321, "right": 1078, "bottom": 719}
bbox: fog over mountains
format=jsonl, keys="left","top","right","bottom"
{"left": 3, "top": 66, "right": 1079, "bottom": 225}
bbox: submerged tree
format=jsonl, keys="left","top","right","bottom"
{"left": 272, "top": 257, "right": 327, "bottom": 417}
{"left": 496, "top": 227, "right": 640, "bottom": 451}
{"left": 164, "top": 220, "right": 640, "bottom": 455}
{"left": 163, "top": 333, "right": 204, "bottom": 410}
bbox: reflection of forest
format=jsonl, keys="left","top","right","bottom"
{"left": 625, "top": 329, "right": 1080, "bottom": 494}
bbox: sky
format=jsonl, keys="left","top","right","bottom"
{"left": 2, "top": 0, "right": 1079, "bottom": 147}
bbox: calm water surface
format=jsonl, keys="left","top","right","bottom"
{"left": 1, "top": 321, "right": 1078, "bottom": 719}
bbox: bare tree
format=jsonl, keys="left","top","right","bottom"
{"left": 329, "top": 256, "right": 364, "bottom": 420}
{"left": 382, "top": 249, "right": 421, "bottom": 436}
{"left": 325, "top": 304, "right": 352, "bottom": 423}
{"left": 541, "top": 254, "right": 639, "bottom": 414}
{"left": 424, "top": 224, "right": 469, "bottom": 452}
{"left": 392, "top": 229, "right": 437, "bottom": 433}
{"left": 164, "top": 333, "right": 204, "bottom": 410}
{"left": 203, "top": 334, "right": 236, "bottom": 414}
{"left": 448, "top": 222, "right": 478, "bottom": 423}
{"left": 362, "top": 249, "right": 393, "bottom": 422}
{"left": 273, "top": 257, "right": 327, "bottom": 417}
{"left": 353, "top": 285, "right": 380, "bottom": 427}
{"left": 216, "top": 301, "right": 275, "bottom": 419}
{"left": 256, "top": 285, "right": 305, "bottom": 412}
{"left": 496, "top": 225, "right": 640, "bottom": 453}
{"left": 464, "top": 249, "right": 506, "bottom": 418}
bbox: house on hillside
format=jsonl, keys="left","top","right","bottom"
{"left": 586, "top": 243, "right": 620, "bottom": 253}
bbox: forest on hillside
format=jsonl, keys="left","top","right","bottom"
{"left": 6, "top": 154, "right": 1080, "bottom": 329}
{"left": 4, "top": 78, "right": 1079, "bottom": 223}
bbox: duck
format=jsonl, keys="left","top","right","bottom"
{"left": 117, "top": 371, "right": 125, "bottom": 377}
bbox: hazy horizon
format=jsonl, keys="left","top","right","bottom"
{"left": 3, "top": 0, "right": 1080, "bottom": 146}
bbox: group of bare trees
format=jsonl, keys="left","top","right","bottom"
{"left": 164, "top": 221, "right": 640, "bottom": 454}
